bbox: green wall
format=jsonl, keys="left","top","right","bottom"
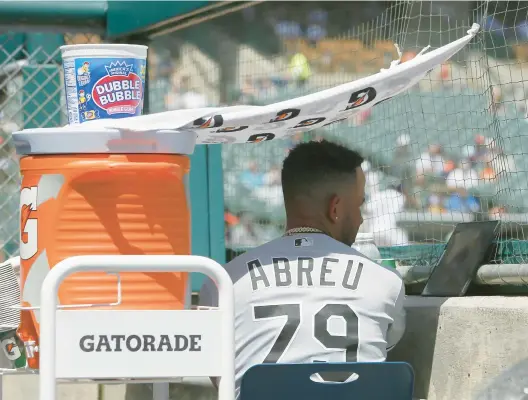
{"left": 106, "top": 1, "right": 212, "bottom": 38}
{"left": 189, "top": 145, "right": 226, "bottom": 292}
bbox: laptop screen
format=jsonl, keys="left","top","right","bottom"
{"left": 422, "top": 221, "right": 498, "bottom": 297}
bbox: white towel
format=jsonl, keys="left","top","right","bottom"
{"left": 33, "top": 24, "right": 480, "bottom": 146}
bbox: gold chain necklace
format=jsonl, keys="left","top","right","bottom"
{"left": 284, "top": 227, "right": 328, "bottom": 237}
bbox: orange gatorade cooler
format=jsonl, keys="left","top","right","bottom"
{"left": 12, "top": 127, "right": 197, "bottom": 369}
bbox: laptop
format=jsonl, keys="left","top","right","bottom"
{"left": 421, "top": 220, "right": 499, "bottom": 297}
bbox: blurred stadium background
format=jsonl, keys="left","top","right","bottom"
{"left": 1, "top": 1, "right": 528, "bottom": 287}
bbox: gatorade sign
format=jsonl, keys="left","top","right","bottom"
{"left": 79, "top": 334, "right": 202, "bottom": 352}
{"left": 55, "top": 310, "right": 224, "bottom": 379}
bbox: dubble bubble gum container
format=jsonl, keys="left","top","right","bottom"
{"left": 61, "top": 44, "right": 148, "bottom": 125}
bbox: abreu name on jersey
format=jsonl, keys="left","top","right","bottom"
{"left": 247, "top": 256, "right": 363, "bottom": 292}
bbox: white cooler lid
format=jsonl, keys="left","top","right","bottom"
{"left": 12, "top": 127, "right": 197, "bottom": 156}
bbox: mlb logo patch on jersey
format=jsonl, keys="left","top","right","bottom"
{"left": 294, "top": 237, "right": 313, "bottom": 247}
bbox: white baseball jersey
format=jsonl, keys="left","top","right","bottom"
{"left": 199, "top": 233, "right": 406, "bottom": 396}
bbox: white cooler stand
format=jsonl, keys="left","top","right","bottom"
{"left": 0, "top": 255, "right": 235, "bottom": 400}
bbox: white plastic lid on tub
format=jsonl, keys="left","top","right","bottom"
{"left": 60, "top": 44, "right": 148, "bottom": 59}
{"left": 12, "top": 127, "right": 197, "bottom": 156}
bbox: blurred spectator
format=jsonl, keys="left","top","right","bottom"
{"left": 239, "top": 78, "right": 258, "bottom": 104}
{"left": 480, "top": 161, "right": 497, "bottom": 183}
{"left": 240, "top": 161, "right": 265, "bottom": 191}
{"left": 351, "top": 109, "right": 372, "bottom": 126}
{"left": 263, "top": 165, "right": 281, "bottom": 186}
{"left": 306, "top": 8, "right": 328, "bottom": 45}
{"left": 389, "top": 134, "right": 422, "bottom": 210}
{"left": 224, "top": 210, "right": 239, "bottom": 244}
{"left": 257, "top": 77, "right": 278, "bottom": 100}
{"left": 320, "top": 49, "right": 333, "bottom": 71}
{"left": 363, "top": 184, "right": 409, "bottom": 247}
{"left": 254, "top": 166, "right": 283, "bottom": 207}
{"left": 416, "top": 144, "right": 446, "bottom": 179}
{"left": 390, "top": 134, "right": 414, "bottom": 193}
{"left": 442, "top": 159, "right": 456, "bottom": 178}
{"left": 444, "top": 190, "right": 480, "bottom": 213}
{"left": 392, "top": 134, "right": 412, "bottom": 165}
{"left": 428, "top": 193, "right": 445, "bottom": 213}
{"left": 487, "top": 139, "right": 517, "bottom": 175}
{"left": 516, "top": 20, "right": 528, "bottom": 41}
{"left": 440, "top": 63, "right": 451, "bottom": 81}
{"left": 445, "top": 158, "right": 479, "bottom": 190}
{"left": 227, "top": 212, "right": 261, "bottom": 249}
{"left": 165, "top": 75, "right": 207, "bottom": 110}
{"left": 401, "top": 51, "right": 417, "bottom": 63}
{"left": 306, "top": 24, "right": 327, "bottom": 44}
{"left": 288, "top": 43, "right": 312, "bottom": 87}
{"left": 473, "top": 134, "right": 491, "bottom": 163}
{"left": 489, "top": 205, "right": 507, "bottom": 219}
{"left": 483, "top": 15, "right": 504, "bottom": 33}
{"left": 274, "top": 20, "right": 302, "bottom": 38}
{"left": 362, "top": 160, "right": 382, "bottom": 194}
{"left": 461, "top": 144, "right": 477, "bottom": 160}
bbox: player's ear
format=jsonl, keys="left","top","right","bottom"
{"left": 327, "top": 193, "right": 340, "bottom": 224}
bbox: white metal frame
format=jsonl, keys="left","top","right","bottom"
{"left": 36, "top": 255, "right": 235, "bottom": 400}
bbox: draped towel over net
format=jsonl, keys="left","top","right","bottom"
{"left": 25, "top": 24, "right": 480, "bottom": 146}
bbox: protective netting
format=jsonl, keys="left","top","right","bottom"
{"left": 0, "top": 32, "right": 102, "bottom": 261}
{"left": 148, "top": 0, "right": 528, "bottom": 267}
{"left": 2, "top": 2, "right": 528, "bottom": 270}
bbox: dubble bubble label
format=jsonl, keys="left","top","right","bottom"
{"left": 63, "top": 57, "right": 146, "bottom": 124}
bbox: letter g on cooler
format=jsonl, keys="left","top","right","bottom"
{"left": 20, "top": 186, "right": 38, "bottom": 260}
